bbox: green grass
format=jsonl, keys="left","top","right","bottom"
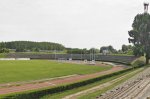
{"left": 0, "top": 53, "right": 7, "bottom": 58}
{"left": 41, "top": 68, "right": 143, "bottom": 99}
{"left": 0, "top": 60, "right": 111, "bottom": 84}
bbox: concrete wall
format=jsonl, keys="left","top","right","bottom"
{"left": 0, "top": 58, "right": 30, "bottom": 60}
{"left": 6, "top": 53, "right": 138, "bottom": 64}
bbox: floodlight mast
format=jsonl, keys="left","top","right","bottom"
{"left": 94, "top": 49, "right": 95, "bottom": 61}
{"left": 89, "top": 48, "right": 95, "bottom": 65}
{"left": 70, "top": 49, "right": 72, "bottom": 60}
{"left": 54, "top": 46, "right": 56, "bottom": 60}
{"left": 54, "top": 50, "right": 56, "bottom": 60}
{"left": 91, "top": 49, "right": 92, "bottom": 61}
{"left": 92, "top": 49, "right": 94, "bottom": 61}
{"left": 144, "top": 2, "right": 149, "bottom": 13}
{"left": 81, "top": 49, "right": 82, "bottom": 60}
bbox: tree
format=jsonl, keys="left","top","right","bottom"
{"left": 108, "top": 45, "right": 117, "bottom": 53}
{"left": 128, "top": 13, "right": 150, "bottom": 64}
{"left": 121, "top": 45, "right": 134, "bottom": 55}
{"left": 31, "top": 48, "right": 40, "bottom": 52}
{"left": 0, "top": 41, "right": 65, "bottom": 52}
{"left": 66, "top": 48, "right": 82, "bottom": 54}
{"left": 16, "top": 48, "right": 26, "bottom": 52}
{"left": 0, "top": 48, "right": 9, "bottom": 53}
{"left": 82, "top": 48, "right": 88, "bottom": 54}
{"left": 100, "top": 46, "right": 108, "bottom": 53}
{"left": 89, "top": 48, "right": 99, "bottom": 54}
{"left": 100, "top": 45, "right": 117, "bottom": 53}
{"left": 122, "top": 45, "right": 128, "bottom": 52}
{"left": 133, "top": 45, "right": 144, "bottom": 56}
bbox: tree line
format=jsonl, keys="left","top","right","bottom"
{"left": 0, "top": 40, "right": 141, "bottom": 57}
{"left": 66, "top": 48, "right": 100, "bottom": 54}
{"left": 0, "top": 41, "right": 65, "bottom": 52}
{"left": 0, "top": 41, "right": 146, "bottom": 60}
{"left": 66, "top": 45, "right": 135, "bottom": 55}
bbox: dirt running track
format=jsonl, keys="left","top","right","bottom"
{"left": 0, "top": 66, "right": 124, "bottom": 95}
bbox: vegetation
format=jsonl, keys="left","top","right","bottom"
{"left": 121, "top": 45, "right": 134, "bottom": 55}
{"left": 132, "top": 45, "right": 144, "bottom": 56}
{"left": 0, "top": 48, "right": 9, "bottom": 53}
{"left": 131, "top": 57, "right": 145, "bottom": 67}
{"left": 0, "top": 53, "right": 7, "bottom": 58}
{"left": 66, "top": 48, "right": 84, "bottom": 54}
{"left": 128, "top": 13, "right": 150, "bottom": 64}
{"left": 0, "top": 66, "right": 140, "bottom": 99}
{"left": 0, "top": 60, "right": 111, "bottom": 83}
{"left": 100, "top": 45, "right": 117, "bottom": 54}
{"left": 66, "top": 48, "right": 99, "bottom": 54}
{"left": 2, "top": 65, "right": 142, "bottom": 99}
{"left": 0, "top": 41, "right": 138, "bottom": 56}
{"left": 0, "top": 41, "right": 65, "bottom": 52}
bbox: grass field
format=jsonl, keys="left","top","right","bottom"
{"left": 0, "top": 60, "right": 111, "bottom": 84}
{"left": 0, "top": 53, "right": 6, "bottom": 58}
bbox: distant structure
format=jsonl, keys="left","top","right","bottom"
{"left": 102, "top": 49, "right": 109, "bottom": 55}
{"left": 144, "top": 2, "right": 149, "bottom": 13}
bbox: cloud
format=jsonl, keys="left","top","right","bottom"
{"left": 0, "top": 0, "right": 147, "bottom": 49}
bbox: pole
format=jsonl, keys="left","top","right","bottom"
{"left": 81, "top": 49, "right": 82, "bottom": 60}
{"left": 54, "top": 46, "right": 56, "bottom": 60}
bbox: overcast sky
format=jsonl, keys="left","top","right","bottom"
{"left": 0, "top": 0, "right": 148, "bottom": 49}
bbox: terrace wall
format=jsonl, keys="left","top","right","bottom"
{"left": 6, "top": 53, "right": 138, "bottom": 64}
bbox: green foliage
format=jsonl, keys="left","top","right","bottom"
{"left": 0, "top": 48, "right": 9, "bottom": 53}
{"left": 66, "top": 48, "right": 83, "bottom": 54}
{"left": 0, "top": 53, "right": 7, "bottom": 58}
{"left": 1, "top": 67, "right": 135, "bottom": 99}
{"left": 66, "top": 48, "right": 100, "bottom": 54}
{"left": 0, "top": 41, "right": 65, "bottom": 52}
{"left": 31, "top": 48, "right": 39, "bottom": 52}
{"left": 122, "top": 45, "right": 129, "bottom": 52}
{"left": 126, "top": 49, "right": 133, "bottom": 55}
{"left": 132, "top": 57, "right": 145, "bottom": 67}
{"left": 89, "top": 48, "right": 100, "bottom": 54}
{"left": 100, "top": 45, "right": 117, "bottom": 53}
{"left": 121, "top": 45, "right": 134, "bottom": 55}
{"left": 132, "top": 60, "right": 145, "bottom": 67}
{"left": 16, "top": 48, "right": 26, "bottom": 52}
{"left": 133, "top": 45, "right": 144, "bottom": 56}
{"left": 128, "top": 13, "right": 150, "bottom": 64}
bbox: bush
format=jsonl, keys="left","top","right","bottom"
{"left": 132, "top": 57, "right": 145, "bottom": 67}
{"left": 0, "top": 48, "right": 9, "bottom": 53}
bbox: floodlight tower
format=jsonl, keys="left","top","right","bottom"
{"left": 69, "top": 49, "right": 72, "bottom": 61}
{"left": 81, "top": 49, "right": 83, "bottom": 60}
{"left": 144, "top": 2, "right": 149, "bottom": 13}
{"left": 54, "top": 45, "right": 57, "bottom": 60}
{"left": 90, "top": 48, "right": 95, "bottom": 65}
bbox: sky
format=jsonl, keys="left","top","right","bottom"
{"left": 0, "top": 0, "right": 148, "bottom": 49}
